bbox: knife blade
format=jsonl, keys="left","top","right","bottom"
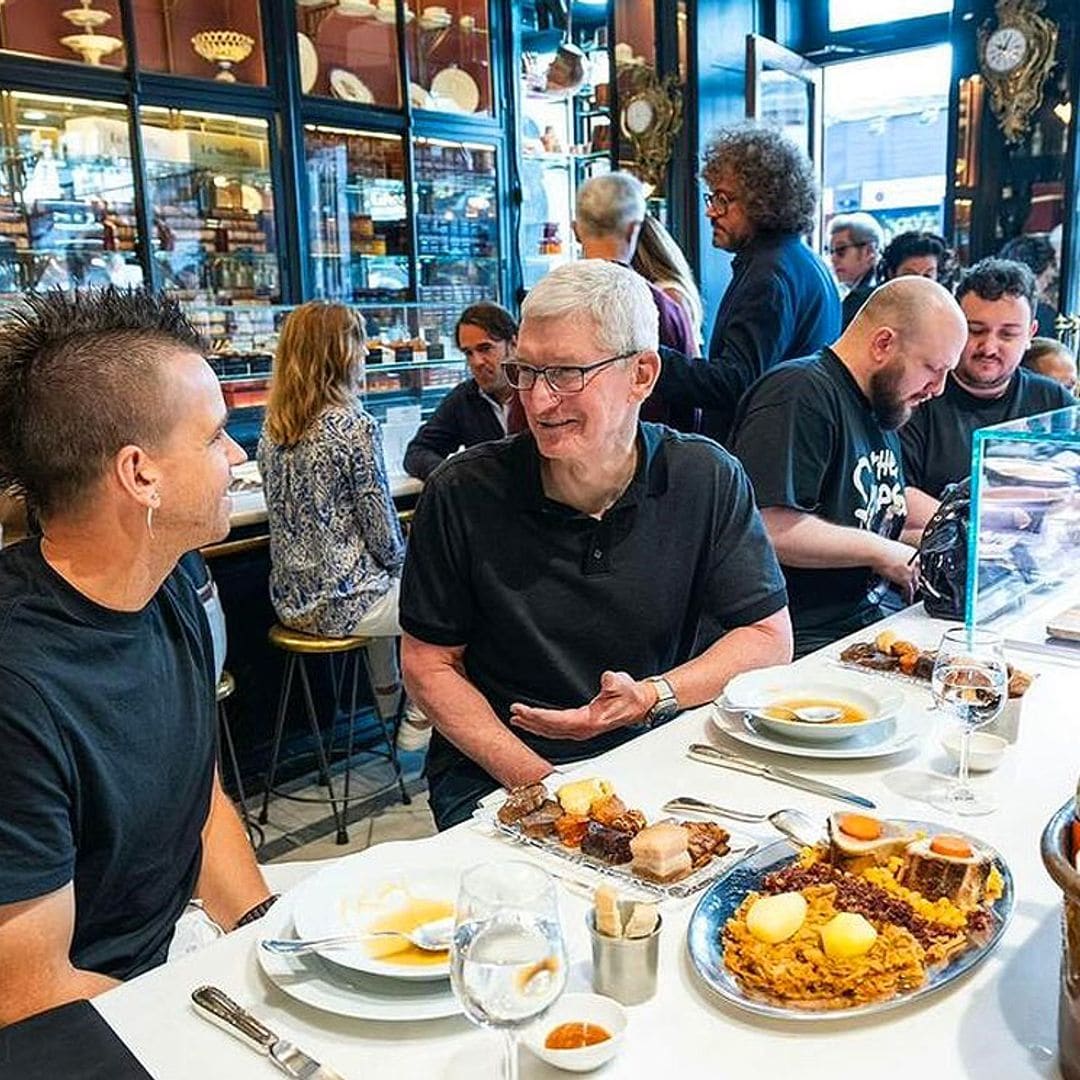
{"left": 192, "top": 985, "right": 346, "bottom": 1080}
{"left": 686, "top": 743, "right": 876, "bottom": 808}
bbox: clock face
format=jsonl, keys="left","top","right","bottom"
{"left": 623, "top": 97, "right": 655, "bottom": 135}
{"left": 985, "top": 26, "right": 1028, "bottom": 73}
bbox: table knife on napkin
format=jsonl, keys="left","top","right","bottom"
{"left": 687, "top": 743, "right": 876, "bottom": 809}
{"left": 192, "top": 985, "right": 345, "bottom": 1079}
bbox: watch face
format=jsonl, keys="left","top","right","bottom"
{"left": 624, "top": 97, "right": 655, "bottom": 135}
{"left": 985, "top": 26, "right": 1028, "bottom": 73}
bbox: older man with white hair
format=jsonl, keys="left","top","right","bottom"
{"left": 401, "top": 260, "right": 792, "bottom": 829}
{"left": 828, "top": 212, "right": 884, "bottom": 330}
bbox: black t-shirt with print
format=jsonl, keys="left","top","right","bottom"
{"left": 900, "top": 368, "right": 1075, "bottom": 498}
{"left": 731, "top": 347, "right": 906, "bottom": 648}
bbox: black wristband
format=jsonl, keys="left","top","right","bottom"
{"left": 235, "top": 894, "right": 279, "bottom": 928}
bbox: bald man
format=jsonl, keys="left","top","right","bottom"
{"left": 730, "top": 278, "right": 967, "bottom": 656}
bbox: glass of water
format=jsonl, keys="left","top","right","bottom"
{"left": 930, "top": 626, "right": 1008, "bottom": 817}
{"left": 450, "top": 861, "right": 567, "bottom": 1080}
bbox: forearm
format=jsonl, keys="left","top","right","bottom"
{"left": 403, "top": 443, "right": 445, "bottom": 481}
{"left": 195, "top": 776, "right": 270, "bottom": 931}
{"left": 903, "top": 487, "right": 939, "bottom": 537}
{"left": 762, "top": 508, "right": 910, "bottom": 570}
{"left": 665, "top": 608, "right": 793, "bottom": 708}
{"left": 403, "top": 639, "right": 552, "bottom": 788}
{"left": 1, "top": 965, "right": 118, "bottom": 1025}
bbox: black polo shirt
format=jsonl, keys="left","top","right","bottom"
{"left": 900, "top": 368, "right": 1075, "bottom": 498}
{"left": 400, "top": 423, "right": 788, "bottom": 784}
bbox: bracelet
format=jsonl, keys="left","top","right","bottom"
{"left": 235, "top": 894, "right": 279, "bottom": 928}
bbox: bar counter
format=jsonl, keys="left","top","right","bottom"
{"left": 89, "top": 604, "right": 1079, "bottom": 1078}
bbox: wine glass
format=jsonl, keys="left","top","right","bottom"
{"left": 450, "top": 861, "right": 567, "bottom": 1080}
{"left": 930, "top": 626, "right": 1008, "bottom": 817}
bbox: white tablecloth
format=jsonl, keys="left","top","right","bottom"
{"left": 93, "top": 607, "right": 1080, "bottom": 1078}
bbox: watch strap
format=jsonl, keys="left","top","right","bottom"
{"left": 645, "top": 675, "right": 677, "bottom": 724}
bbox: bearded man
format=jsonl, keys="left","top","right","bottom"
{"left": 730, "top": 277, "right": 967, "bottom": 657}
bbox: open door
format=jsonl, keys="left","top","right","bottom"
{"left": 745, "top": 34, "right": 824, "bottom": 250}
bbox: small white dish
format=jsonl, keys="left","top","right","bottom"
{"left": 941, "top": 730, "right": 1007, "bottom": 772}
{"left": 430, "top": 65, "right": 480, "bottom": 112}
{"left": 523, "top": 993, "right": 627, "bottom": 1072}
{"left": 329, "top": 67, "right": 375, "bottom": 103}
{"left": 409, "top": 82, "right": 433, "bottom": 109}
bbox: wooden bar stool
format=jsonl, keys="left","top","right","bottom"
{"left": 259, "top": 623, "right": 410, "bottom": 844}
{"left": 216, "top": 671, "right": 263, "bottom": 850}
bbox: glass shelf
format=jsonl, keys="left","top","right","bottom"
{"left": 0, "top": 91, "right": 142, "bottom": 298}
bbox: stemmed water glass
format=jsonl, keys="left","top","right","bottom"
{"left": 450, "top": 861, "right": 567, "bottom": 1080}
{"left": 930, "top": 626, "right": 1008, "bottom": 817}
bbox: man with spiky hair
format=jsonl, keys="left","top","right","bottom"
{"left": 0, "top": 287, "right": 271, "bottom": 1024}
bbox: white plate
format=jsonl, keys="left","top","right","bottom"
{"left": 329, "top": 67, "right": 375, "bottom": 103}
{"left": 297, "top": 33, "right": 318, "bottom": 94}
{"left": 256, "top": 892, "right": 460, "bottom": 1021}
{"left": 410, "top": 82, "right": 433, "bottom": 109}
{"left": 722, "top": 667, "right": 904, "bottom": 744}
{"left": 291, "top": 860, "right": 459, "bottom": 979}
{"left": 430, "top": 66, "right": 480, "bottom": 112}
{"left": 710, "top": 702, "right": 925, "bottom": 760}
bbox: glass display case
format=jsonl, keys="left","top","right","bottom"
{"left": 304, "top": 125, "right": 409, "bottom": 303}
{"left": 133, "top": 0, "right": 266, "bottom": 84}
{"left": 0, "top": 91, "right": 143, "bottom": 299}
{"left": 141, "top": 107, "right": 280, "bottom": 305}
{"left": 413, "top": 136, "right": 499, "bottom": 304}
{"left": 187, "top": 300, "right": 466, "bottom": 453}
{"left": 966, "top": 406, "right": 1080, "bottom": 657}
{"left": 293, "top": 1, "right": 401, "bottom": 108}
{"left": 0, "top": 0, "right": 126, "bottom": 69}
{"left": 407, "top": 0, "right": 493, "bottom": 116}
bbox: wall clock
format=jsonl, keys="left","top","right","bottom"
{"left": 976, "top": 0, "right": 1059, "bottom": 144}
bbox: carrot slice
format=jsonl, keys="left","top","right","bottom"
{"left": 1070, "top": 821, "right": 1080, "bottom": 863}
{"left": 837, "top": 814, "right": 883, "bottom": 841}
{"left": 930, "top": 834, "right": 973, "bottom": 859}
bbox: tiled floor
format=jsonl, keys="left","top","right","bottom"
{"left": 244, "top": 749, "right": 436, "bottom": 865}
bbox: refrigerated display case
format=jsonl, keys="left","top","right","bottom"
{"left": 304, "top": 125, "right": 409, "bottom": 304}
{"left": 0, "top": 91, "right": 142, "bottom": 299}
{"left": 414, "top": 136, "right": 499, "bottom": 304}
{"left": 140, "top": 107, "right": 280, "bottom": 305}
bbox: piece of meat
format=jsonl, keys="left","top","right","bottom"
{"left": 840, "top": 643, "right": 877, "bottom": 663}
{"left": 518, "top": 800, "right": 564, "bottom": 839}
{"left": 589, "top": 794, "right": 628, "bottom": 827}
{"left": 679, "top": 820, "right": 730, "bottom": 868}
{"left": 554, "top": 814, "right": 589, "bottom": 848}
{"left": 580, "top": 820, "right": 634, "bottom": 864}
{"left": 497, "top": 782, "right": 548, "bottom": 826}
{"left": 606, "top": 808, "right": 647, "bottom": 836}
{"left": 899, "top": 849, "right": 990, "bottom": 909}
{"left": 913, "top": 652, "right": 936, "bottom": 681}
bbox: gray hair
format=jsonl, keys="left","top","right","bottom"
{"left": 829, "top": 212, "right": 884, "bottom": 251}
{"left": 575, "top": 172, "right": 646, "bottom": 238}
{"left": 521, "top": 260, "right": 659, "bottom": 354}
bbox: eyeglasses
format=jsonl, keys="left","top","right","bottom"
{"left": 703, "top": 190, "right": 738, "bottom": 215}
{"left": 828, "top": 241, "right": 869, "bottom": 257}
{"left": 501, "top": 352, "right": 637, "bottom": 394}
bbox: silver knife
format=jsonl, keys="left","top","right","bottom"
{"left": 192, "top": 985, "right": 346, "bottom": 1079}
{"left": 687, "top": 743, "right": 876, "bottom": 809}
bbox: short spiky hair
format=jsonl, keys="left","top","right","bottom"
{"left": 0, "top": 287, "right": 205, "bottom": 519}
{"left": 956, "top": 257, "right": 1037, "bottom": 314}
{"left": 701, "top": 125, "right": 818, "bottom": 236}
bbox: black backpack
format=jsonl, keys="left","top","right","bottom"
{"left": 918, "top": 479, "right": 970, "bottom": 619}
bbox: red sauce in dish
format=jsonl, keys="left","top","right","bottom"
{"left": 545, "top": 1022, "right": 611, "bottom": 1049}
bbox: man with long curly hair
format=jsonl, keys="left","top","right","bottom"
{"left": 656, "top": 125, "right": 839, "bottom": 444}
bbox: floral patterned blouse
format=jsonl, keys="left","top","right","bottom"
{"left": 257, "top": 403, "right": 405, "bottom": 637}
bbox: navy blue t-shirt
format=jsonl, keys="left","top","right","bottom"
{"left": 0, "top": 541, "right": 216, "bottom": 979}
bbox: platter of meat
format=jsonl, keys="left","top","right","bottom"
{"left": 688, "top": 812, "right": 1013, "bottom": 1018}
{"left": 483, "top": 777, "right": 753, "bottom": 900}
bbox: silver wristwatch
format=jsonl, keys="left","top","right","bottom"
{"left": 644, "top": 675, "right": 679, "bottom": 726}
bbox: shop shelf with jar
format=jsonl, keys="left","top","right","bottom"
{"left": 407, "top": 0, "right": 493, "bottom": 117}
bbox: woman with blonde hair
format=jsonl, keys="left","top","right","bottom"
{"left": 632, "top": 214, "right": 705, "bottom": 350}
{"left": 258, "top": 301, "right": 428, "bottom": 747}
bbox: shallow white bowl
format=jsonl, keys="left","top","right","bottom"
{"left": 941, "top": 730, "right": 1008, "bottom": 772}
{"left": 522, "top": 992, "right": 627, "bottom": 1072}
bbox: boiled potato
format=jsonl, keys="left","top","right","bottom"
{"left": 746, "top": 892, "right": 807, "bottom": 944}
{"left": 820, "top": 912, "right": 878, "bottom": 959}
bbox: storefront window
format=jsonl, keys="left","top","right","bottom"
{"left": 407, "top": 0, "right": 493, "bottom": 116}
{"left": 413, "top": 137, "right": 498, "bottom": 304}
{"left": 132, "top": 0, "right": 266, "bottom": 85}
{"left": 0, "top": 0, "right": 126, "bottom": 69}
{"left": 304, "top": 125, "right": 408, "bottom": 303}
{"left": 140, "top": 107, "right": 279, "bottom": 305}
{"left": 0, "top": 92, "right": 141, "bottom": 298}
{"left": 829, "top": 0, "right": 951, "bottom": 33}
{"left": 295, "top": 1, "right": 402, "bottom": 107}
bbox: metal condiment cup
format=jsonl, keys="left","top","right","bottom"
{"left": 587, "top": 909, "right": 661, "bottom": 1006}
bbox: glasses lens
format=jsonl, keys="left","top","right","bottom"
{"left": 503, "top": 362, "right": 532, "bottom": 389}
{"left": 546, "top": 367, "right": 585, "bottom": 393}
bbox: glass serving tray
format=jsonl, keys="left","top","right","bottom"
{"left": 474, "top": 808, "right": 758, "bottom": 901}
{"left": 687, "top": 821, "right": 1014, "bottom": 1020}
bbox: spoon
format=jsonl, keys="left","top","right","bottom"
{"left": 662, "top": 796, "right": 822, "bottom": 848}
{"left": 748, "top": 704, "right": 843, "bottom": 724}
{"left": 259, "top": 916, "right": 455, "bottom": 957}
